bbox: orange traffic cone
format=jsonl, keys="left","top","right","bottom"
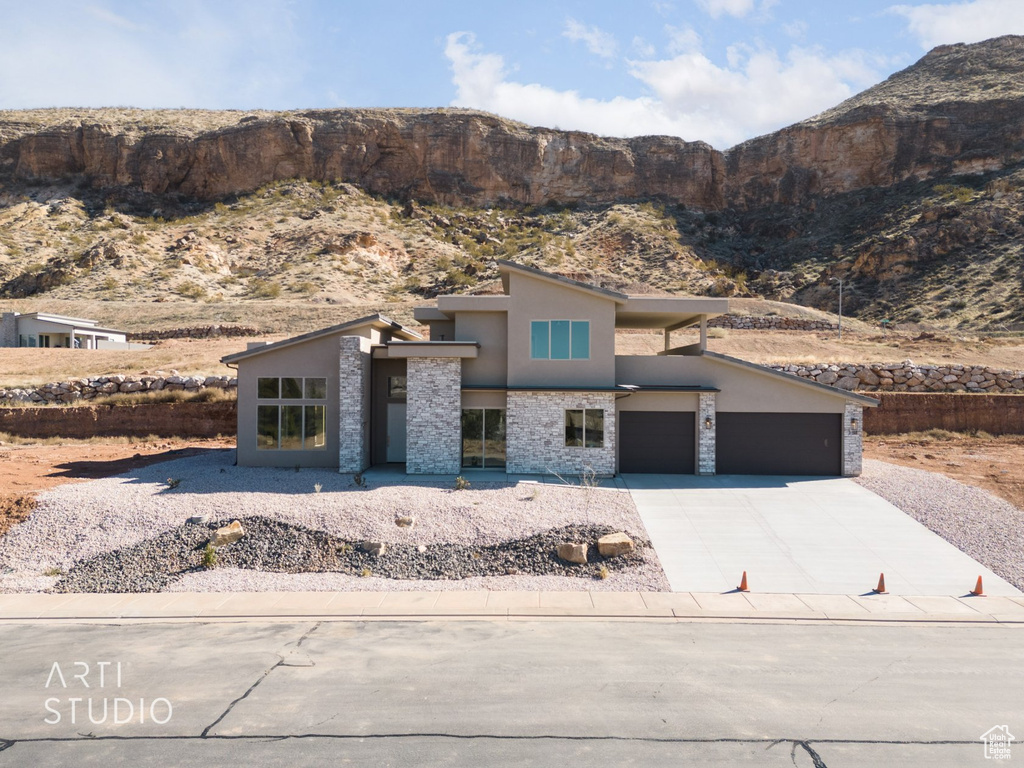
{"left": 737, "top": 571, "right": 749, "bottom": 592}
{"left": 873, "top": 573, "right": 888, "bottom": 594}
{"left": 970, "top": 576, "right": 985, "bottom": 596}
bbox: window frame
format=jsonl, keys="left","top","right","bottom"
{"left": 530, "top": 320, "right": 590, "bottom": 360}
{"left": 255, "top": 376, "right": 329, "bottom": 451}
{"left": 564, "top": 408, "right": 604, "bottom": 448}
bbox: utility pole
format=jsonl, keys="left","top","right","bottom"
{"left": 830, "top": 277, "right": 844, "bottom": 341}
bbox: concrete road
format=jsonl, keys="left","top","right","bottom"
{"left": 0, "top": 619, "right": 1020, "bottom": 766}
{"left": 623, "top": 474, "right": 1022, "bottom": 595}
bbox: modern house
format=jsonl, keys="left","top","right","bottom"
{"left": 222, "top": 260, "right": 877, "bottom": 476}
{"left": 0, "top": 312, "right": 147, "bottom": 350}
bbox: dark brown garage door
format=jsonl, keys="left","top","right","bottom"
{"left": 717, "top": 412, "right": 841, "bottom": 475}
{"left": 619, "top": 411, "right": 695, "bottom": 474}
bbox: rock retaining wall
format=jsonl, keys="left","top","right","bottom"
{"left": 0, "top": 373, "right": 237, "bottom": 404}
{"left": 0, "top": 401, "right": 237, "bottom": 439}
{"left": 127, "top": 325, "right": 260, "bottom": 341}
{"left": 770, "top": 361, "right": 1024, "bottom": 393}
{"left": 864, "top": 393, "right": 1024, "bottom": 435}
{"left": 708, "top": 315, "right": 836, "bottom": 331}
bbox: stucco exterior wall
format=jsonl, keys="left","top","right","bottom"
{"left": 406, "top": 357, "right": 462, "bottom": 474}
{"left": 507, "top": 272, "right": 617, "bottom": 388}
{"left": 455, "top": 311, "right": 508, "bottom": 386}
{"left": 615, "top": 355, "right": 853, "bottom": 413}
{"left": 234, "top": 329, "right": 374, "bottom": 467}
{"left": 506, "top": 391, "right": 616, "bottom": 475}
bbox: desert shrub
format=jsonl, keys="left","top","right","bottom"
{"left": 249, "top": 279, "right": 283, "bottom": 299}
{"left": 177, "top": 281, "right": 207, "bottom": 300}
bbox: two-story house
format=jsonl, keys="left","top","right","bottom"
{"left": 223, "top": 260, "right": 876, "bottom": 476}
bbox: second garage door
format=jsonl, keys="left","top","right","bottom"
{"left": 619, "top": 411, "right": 695, "bottom": 474}
{"left": 716, "top": 412, "right": 841, "bottom": 475}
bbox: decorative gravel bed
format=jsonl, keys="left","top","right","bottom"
{"left": 0, "top": 449, "right": 668, "bottom": 593}
{"left": 856, "top": 458, "right": 1024, "bottom": 591}
{"left": 53, "top": 518, "right": 649, "bottom": 593}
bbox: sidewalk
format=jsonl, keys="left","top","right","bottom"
{"left": 2, "top": 590, "right": 1023, "bottom": 624}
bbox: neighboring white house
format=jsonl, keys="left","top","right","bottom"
{"left": 0, "top": 312, "right": 150, "bottom": 350}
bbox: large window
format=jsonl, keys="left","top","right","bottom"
{"left": 530, "top": 321, "right": 589, "bottom": 360}
{"left": 462, "top": 409, "right": 507, "bottom": 469}
{"left": 565, "top": 409, "right": 604, "bottom": 448}
{"left": 256, "top": 377, "right": 327, "bottom": 451}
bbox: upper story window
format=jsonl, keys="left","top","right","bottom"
{"left": 530, "top": 320, "right": 590, "bottom": 360}
{"left": 258, "top": 377, "right": 327, "bottom": 400}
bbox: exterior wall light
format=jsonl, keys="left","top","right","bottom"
{"left": 704, "top": 417, "right": 713, "bottom": 429}
{"left": 850, "top": 418, "right": 858, "bottom": 430}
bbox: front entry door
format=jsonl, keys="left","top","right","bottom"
{"left": 386, "top": 403, "right": 407, "bottom": 462}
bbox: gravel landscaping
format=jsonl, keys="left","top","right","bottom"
{"left": 0, "top": 449, "right": 668, "bottom": 593}
{"left": 856, "top": 458, "right": 1024, "bottom": 591}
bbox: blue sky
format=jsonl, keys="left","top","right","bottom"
{"left": 2, "top": 0, "right": 1023, "bottom": 148}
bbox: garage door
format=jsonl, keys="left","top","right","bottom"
{"left": 619, "top": 411, "right": 695, "bottom": 474}
{"left": 716, "top": 412, "right": 841, "bottom": 475}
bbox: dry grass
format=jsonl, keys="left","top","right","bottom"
{"left": 0, "top": 432, "right": 166, "bottom": 445}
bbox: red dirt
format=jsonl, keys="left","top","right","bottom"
{"left": 864, "top": 434, "right": 1024, "bottom": 510}
{"left": 0, "top": 437, "right": 234, "bottom": 495}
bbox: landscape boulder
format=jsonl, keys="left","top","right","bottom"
{"left": 359, "top": 541, "right": 387, "bottom": 556}
{"left": 395, "top": 515, "right": 415, "bottom": 528}
{"left": 597, "top": 533, "right": 635, "bottom": 558}
{"left": 209, "top": 520, "right": 244, "bottom": 546}
{"left": 557, "top": 542, "right": 588, "bottom": 564}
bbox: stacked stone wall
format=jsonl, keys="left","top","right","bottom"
{"left": 0, "top": 373, "right": 236, "bottom": 404}
{"left": 708, "top": 315, "right": 836, "bottom": 331}
{"left": 843, "top": 403, "right": 863, "bottom": 476}
{"left": 337, "top": 336, "right": 370, "bottom": 473}
{"left": 697, "top": 392, "right": 716, "bottom": 475}
{"left": 770, "top": 361, "right": 1024, "bottom": 393}
{"left": 506, "top": 391, "right": 616, "bottom": 476}
{"left": 406, "top": 357, "right": 462, "bottom": 474}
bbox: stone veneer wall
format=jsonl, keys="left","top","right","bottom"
{"left": 697, "top": 392, "right": 716, "bottom": 475}
{"left": 506, "top": 391, "right": 616, "bottom": 476}
{"left": 1, "top": 313, "right": 16, "bottom": 348}
{"left": 842, "top": 403, "right": 863, "bottom": 477}
{"left": 406, "top": 357, "right": 462, "bottom": 474}
{"left": 337, "top": 335, "right": 370, "bottom": 473}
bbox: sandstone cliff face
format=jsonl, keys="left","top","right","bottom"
{"left": 3, "top": 37, "right": 1024, "bottom": 211}
{"left": 0, "top": 110, "right": 724, "bottom": 209}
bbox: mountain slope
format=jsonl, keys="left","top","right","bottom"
{"left": 0, "top": 36, "right": 1023, "bottom": 330}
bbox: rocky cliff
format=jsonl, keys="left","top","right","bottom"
{"left": 1, "top": 36, "right": 1023, "bottom": 328}
{"left": 3, "top": 37, "right": 1024, "bottom": 211}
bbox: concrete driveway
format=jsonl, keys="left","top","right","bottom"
{"left": 622, "top": 474, "right": 1022, "bottom": 596}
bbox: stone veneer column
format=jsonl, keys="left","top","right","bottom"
{"left": 0, "top": 313, "right": 17, "bottom": 348}
{"left": 697, "top": 392, "right": 716, "bottom": 475}
{"left": 842, "top": 403, "right": 864, "bottom": 477}
{"left": 338, "top": 335, "right": 370, "bottom": 473}
{"left": 406, "top": 357, "right": 462, "bottom": 474}
{"left": 506, "top": 391, "right": 616, "bottom": 476}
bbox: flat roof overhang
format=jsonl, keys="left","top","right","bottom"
{"left": 615, "top": 297, "right": 730, "bottom": 329}
{"left": 385, "top": 341, "right": 480, "bottom": 359}
{"left": 460, "top": 384, "right": 720, "bottom": 393}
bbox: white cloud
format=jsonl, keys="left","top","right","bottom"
{"left": 696, "top": 0, "right": 756, "bottom": 19}
{"left": 562, "top": 18, "right": 618, "bottom": 59}
{"left": 445, "top": 32, "right": 880, "bottom": 149}
{"left": 632, "top": 36, "right": 656, "bottom": 58}
{"left": 665, "top": 25, "right": 703, "bottom": 55}
{"left": 889, "top": 0, "right": 1024, "bottom": 49}
{"left": 782, "top": 19, "right": 809, "bottom": 39}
